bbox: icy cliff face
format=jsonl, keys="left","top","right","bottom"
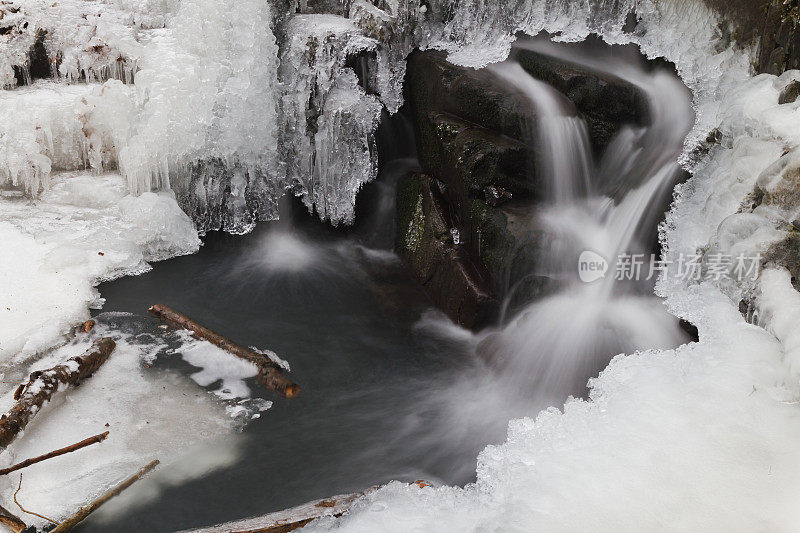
{"left": 279, "top": 14, "right": 382, "bottom": 225}
{"left": 118, "top": 0, "right": 282, "bottom": 233}
{"left": 0, "top": 0, "right": 428, "bottom": 231}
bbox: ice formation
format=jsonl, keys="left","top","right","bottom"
{"left": 0, "top": 320, "right": 246, "bottom": 528}
{"left": 0, "top": 0, "right": 430, "bottom": 231}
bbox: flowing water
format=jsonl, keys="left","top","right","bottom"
{"left": 84, "top": 39, "right": 694, "bottom": 532}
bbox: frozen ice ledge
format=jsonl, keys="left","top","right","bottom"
{"left": 0, "top": 0, "right": 428, "bottom": 233}
{"left": 1, "top": 0, "right": 795, "bottom": 233}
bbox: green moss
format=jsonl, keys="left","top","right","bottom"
{"left": 468, "top": 199, "right": 514, "bottom": 279}
{"left": 395, "top": 173, "right": 424, "bottom": 255}
{"left": 405, "top": 195, "right": 425, "bottom": 253}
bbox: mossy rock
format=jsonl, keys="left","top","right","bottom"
{"left": 429, "top": 113, "right": 533, "bottom": 196}
{"left": 395, "top": 173, "right": 496, "bottom": 327}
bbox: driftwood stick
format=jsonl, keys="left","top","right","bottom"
{"left": 148, "top": 304, "right": 299, "bottom": 398}
{"left": 178, "top": 487, "right": 379, "bottom": 533}
{"left": 0, "top": 338, "right": 116, "bottom": 450}
{"left": 0, "top": 502, "right": 26, "bottom": 533}
{"left": 50, "top": 459, "right": 159, "bottom": 533}
{"left": 0, "top": 431, "right": 109, "bottom": 476}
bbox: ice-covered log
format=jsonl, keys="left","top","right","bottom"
{"left": 178, "top": 487, "right": 378, "bottom": 533}
{"left": 0, "top": 338, "right": 116, "bottom": 450}
{"left": 50, "top": 459, "right": 159, "bottom": 533}
{"left": 0, "top": 431, "right": 109, "bottom": 476}
{"left": 148, "top": 305, "right": 299, "bottom": 398}
{"left": 0, "top": 503, "right": 26, "bottom": 533}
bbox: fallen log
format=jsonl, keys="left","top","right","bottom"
{"left": 0, "top": 431, "right": 109, "bottom": 476}
{"left": 50, "top": 459, "right": 159, "bottom": 533}
{"left": 148, "top": 304, "right": 299, "bottom": 398}
{"left": 0, "top": 338, "right": 116, "bottom": 450}
{"left": 0, "top": 503, "right": 26, "bottom": 533}
{"left": 178, "top": 487, "right": 379, "bottom": 533}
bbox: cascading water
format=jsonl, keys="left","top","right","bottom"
{"left": 404, "top": 43, "right": 697, "bottom": 469}
{"left": 77, "top": 42, "right": 699, "bottom": 529}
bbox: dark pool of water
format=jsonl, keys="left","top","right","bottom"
{"left": 80, "top": 211, "right": 482, "bottom": 533}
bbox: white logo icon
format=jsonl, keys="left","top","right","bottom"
{"left": 578, "top": 251, "right": 608, "bottom": 283}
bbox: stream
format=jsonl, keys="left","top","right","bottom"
{"left": 78, "top": 37, "right": 695, "bottom": 533}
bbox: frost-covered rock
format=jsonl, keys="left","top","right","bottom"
{"left": 757, "top": 147, "right": 800, "bottom": 219}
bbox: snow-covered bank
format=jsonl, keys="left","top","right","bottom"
{"left": 0, "top": 172, "right": 199, "bottom": 361}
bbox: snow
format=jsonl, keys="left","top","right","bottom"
{"left": 0, "top": 171, "right": 199, "bottom": 362}
{"left": 173, "top": 330, "right": 260, "bottom": 401}
{"left": 0, "top": 320, "right": 245, "bottom": 528}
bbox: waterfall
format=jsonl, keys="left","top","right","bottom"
{"left": 5, "top": 0, "right": 800, "bottom": 529}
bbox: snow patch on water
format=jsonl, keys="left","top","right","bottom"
{"left": 172, "top": 330, "right": 259, "bottom": 401}
{"left": 0, "top": 320, "right": 242, "bottom": 528}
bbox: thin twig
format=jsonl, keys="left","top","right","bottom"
{"left": 0, "top": 431, "right": 109, "bottom": 476}
{"left": 51, "top": 459, "right": 159, "bottom": 532}
{"left": 13, "top": 473, "right": 59, "bottom": 525}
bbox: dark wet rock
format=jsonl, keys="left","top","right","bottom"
{"left": 482, "top": 185, "right": 513, "bottom": 207}
{"left": 407, "top": 49, "right": 531, "bottom": 142}
{"left": 422, "top": 112, "right": 533, "bottom": 199}
{"left": 754, "top": 0, "right": 800, "bottom": 75}
{"left": 779, "top": 80, "right": 800, "bottom": 104}
{"left": 401, "top": 48, "right": 649, "bottom": 328}
{"left": 396, "top": 173, "right": 495, "bottom": 328}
